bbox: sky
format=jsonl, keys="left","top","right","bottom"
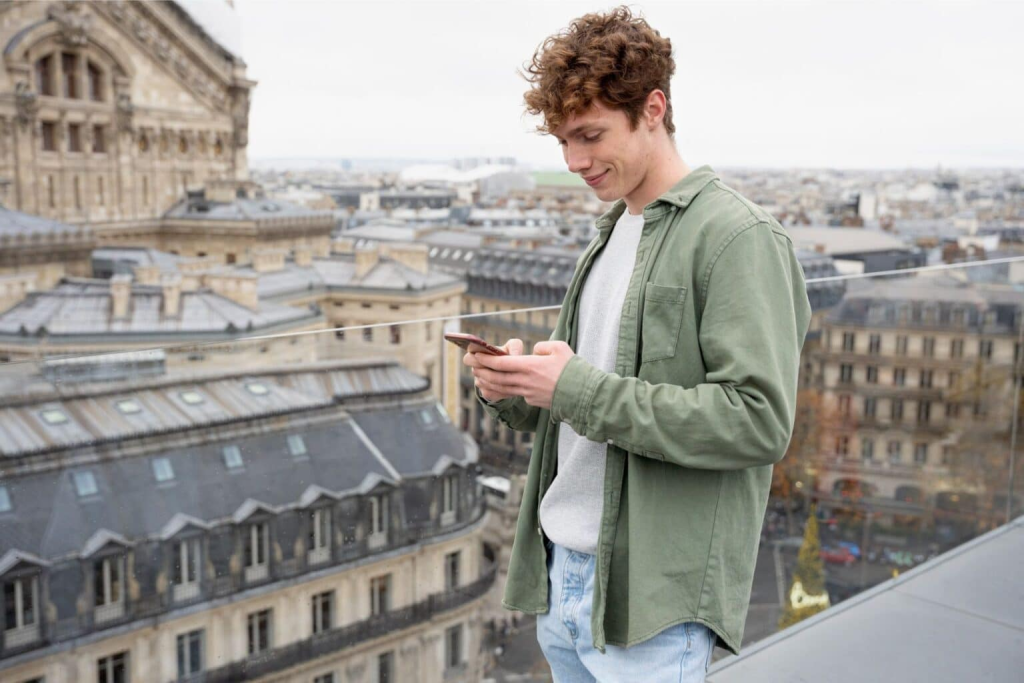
{"left": 230, "top": 0, "right": 1024, "bottom": 170}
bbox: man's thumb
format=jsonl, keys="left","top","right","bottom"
{"left": 505, "top": 338, "right": 525, "bottom": 356}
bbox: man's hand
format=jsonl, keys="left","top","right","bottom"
{"left": 464, "top": 338, "right": 525, "bottom": 402}
{"left": 466, "top": 340, "right": 575, "bottom": 410}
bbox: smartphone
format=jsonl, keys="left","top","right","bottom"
{"left": 444, "top": 332, "right": 509, "bottom": 356}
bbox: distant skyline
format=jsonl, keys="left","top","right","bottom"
{"left": 233, "top": 0, "right": 1024, "bottom": 171}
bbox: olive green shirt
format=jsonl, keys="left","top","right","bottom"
{"left": 477, "top": 165, "right": 812, "bottom": 656}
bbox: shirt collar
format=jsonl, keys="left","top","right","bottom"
{"left": 594, "top": 164, "right": 720, "bottom": 233}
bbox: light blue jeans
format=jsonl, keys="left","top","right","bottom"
{"left": 537, "top": 538, "right": 717, "bottom": 683}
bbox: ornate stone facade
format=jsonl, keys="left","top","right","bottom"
{"left": 0, "top": 1, "right": 253, "bottom": 225}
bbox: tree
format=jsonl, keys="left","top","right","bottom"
{"left": 774, "top": 387, "right": 844, "bottom": 535}
{"left": 943, "top": 353, "right": 1022, "bottom": 528}
{"left": 777, "top": 504, "right": 831, "bottom": 631}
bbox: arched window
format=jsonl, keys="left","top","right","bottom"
{"left": 35, "top": 55, "right": 54, "bottom": 96}
{"left": 61, "top": 52, "right": 78, "bottom": 98}
{"left": 87, "top": 60, "right": 103, "bottom": 101}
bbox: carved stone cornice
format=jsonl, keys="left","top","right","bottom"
{"left": 47, "top": 1, "right": 94, "bottom": 47}
{"left": 14, "top": 82, "right": 38, "bottom": 127}
{"left": 96, "top": 1, "right": 238, "bottom": 114}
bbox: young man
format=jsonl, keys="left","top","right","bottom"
{"left": 464, "top": 6, "right": 812, "bottom": 681}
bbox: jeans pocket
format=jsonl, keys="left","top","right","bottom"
{"left": 640, "top": 283, "right": 688, "bottom": 363}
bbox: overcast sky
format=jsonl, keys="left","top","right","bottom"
{"left": 232, "top": 0, "right": 1023, "bottom": 170}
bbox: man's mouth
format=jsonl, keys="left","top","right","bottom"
{"left": 585, "top": 170, "right": 609, "bottom": 186}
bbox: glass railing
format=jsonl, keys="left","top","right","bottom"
{"left": 0, "top": 256, "right": 1020, "bottom": 682}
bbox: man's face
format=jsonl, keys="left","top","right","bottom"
{"left": 551, "top": 97, "right": 650, "bottom": 202}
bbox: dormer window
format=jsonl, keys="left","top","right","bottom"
{"left": 94, "top": 554, "right": 125, "bottom": 623}
{"left": 441, "top": 473, "right": 458, "bottom": 527}
{"left": 3, "top": 574, "right": 40, "bottom": 647}
{"left": 243, "top": 521, "right": 269, "bottom": 583}
{"left": 368, "top": 494, "right": 389, "bottom": 550}
{"left": 172, "top": 537, "right": 201, "bottom": 602}
{"left": 308, "top": 507, "right": 332, "bottom": 566}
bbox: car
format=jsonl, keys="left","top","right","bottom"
{"left": 820, "top": 546, "right": 858, "bottom": 566}
{"left": 836, "top": 541, "right": 861, "bottom": 559}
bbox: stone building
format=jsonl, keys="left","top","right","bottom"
{"left": 0, "top": 1, "right": 253, "bottom": 225}
{"left": 251, "top": 239, "right": 467, "bottom": 422}
{"left": 811, "top": 272, "right": 1022, "bottom": 529}
{"left": 0, "top": 271, "right": 326, "bottom": 370}
{"left": 0, "top": 207, "right": 94, "bottom": 299}
{"left": 96, "top": 180, "right": 336, "bottom": 265}
{"left": 0, "top": 359, "right": 494, "bottom": 683}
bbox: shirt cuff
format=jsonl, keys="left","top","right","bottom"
{"left": 549, "top": 354, "right": 602, "bottom": 430}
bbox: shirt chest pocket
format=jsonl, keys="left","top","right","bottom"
{"left": 640, "top": 282, "right": 688, "bottom": 364}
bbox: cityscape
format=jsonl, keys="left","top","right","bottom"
{"left": 0, "top": 2, "right": 1022, "bottom": 683}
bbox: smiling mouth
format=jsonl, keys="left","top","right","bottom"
{"left": 585, "top": 170, "right": 608, "bottom": 185}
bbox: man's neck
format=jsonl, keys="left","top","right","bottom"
{"left": 623, "top": 153, "right": 692, "bottom": 215}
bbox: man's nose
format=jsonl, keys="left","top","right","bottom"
{"left": 564, "top": 145, "right": 590, "bottom": 174}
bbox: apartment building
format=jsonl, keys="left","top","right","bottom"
{"left": 0, "top": 359, "right": 494, "bottom": 683}
{"left": 813, "top": 272, "right": 1022, "bottom": 523}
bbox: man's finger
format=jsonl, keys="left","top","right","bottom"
{"left": 477, "top": 353, "right": 529, "bottom": 371}
{"left": 505, "top": 338, "right": 525, "bottom": 355}
{"left": 475, "top": 367, "right": 522, "bottom": 394}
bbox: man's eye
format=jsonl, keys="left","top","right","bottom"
{"left": 584, "top": 135, "right": 601, "bottom": 143}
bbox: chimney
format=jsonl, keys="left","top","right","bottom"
{"left": 332, "top": 237, "right": 356, "bottom": 254}
{"left": 204, "top": 178, "right": 241, "bottom": 203}
{"left": 313, "top": 239, "right": 331, "bottom": 258}
{"left": 132, "top": 264, "right": 160, "bottom": 286}
{"left": 203, "top": 271, "right": 259, "bottom": 310}
{"left": 294, "top": 244, "right": 314, "bottom": 267}
{"left": 161, "top": 272, "right": 182, "bottom": 318}
{"left": 250, "top": 247, "right": 287, "bottom": 273}
{"left": 382, "top": 242, "right": 429, "bottom": 274}
{"left": 354, "top": 245, "right": 380, "bottom": 278}
{"left": 0, "top": 273, "right": 36, "bottom": 313}
{"left": 110, "top": 274, "right": 132, "bottom": 319}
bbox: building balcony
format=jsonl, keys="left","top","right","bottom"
{"left": 3, "top": 623, "right": 40, "bottom": 649}
{"left": 367, "top": 531, "right": 387, "bottom": 550}
{"left": 93, "top": 601, "right": 125, "bottom": 625}
{"left": 172, "top": 582, "right": 201, "bottom": 603}
{"left": 307, "top": 546, "right": 330, "bottom": 566}
{"left": 196, "top": 562, "right": 496, "bottom": 682}
{"left": 244, "top": 564, "right": 269, "bottom": 584}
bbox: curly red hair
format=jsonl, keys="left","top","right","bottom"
{"left": 519, "top": 5, "right": 676, "bottom": 138}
